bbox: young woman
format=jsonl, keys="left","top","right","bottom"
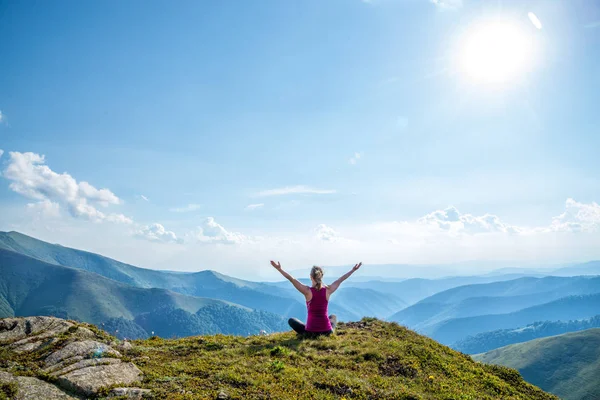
{"left": 270, "top": 261, "right": 363, "bottom": 336}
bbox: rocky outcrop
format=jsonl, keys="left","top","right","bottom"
{"left": 0, "top": 316, "right": 150, "bottom": 399}
{"left": 0, "top": 371, "right": 77, "bottom": 399}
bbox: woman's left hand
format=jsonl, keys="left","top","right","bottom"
{"left": 352, "top": 262, "right": 362, "bottom": 272}
{"left": 270, "top": 260, "right": 282, "bottom": 270}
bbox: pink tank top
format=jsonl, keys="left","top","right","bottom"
{"left": 305, "top": 286, "right": 332, "bottom": 332}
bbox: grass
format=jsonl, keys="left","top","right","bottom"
{"left": 127, "top": 318, "right": 556, "bottom": 400}
{"left": 0, "top": 317, "right": 557, "bottom": 399}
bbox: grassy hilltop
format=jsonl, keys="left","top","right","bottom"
{"left": 474, "top": 328, "right": 600, "bottom": 400}
{"left": 128, "top": 318, "right": 555, "bottom": 399}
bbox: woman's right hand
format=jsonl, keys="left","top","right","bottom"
{"left": 270, "top": 260, "right": 282, "bottom": 270}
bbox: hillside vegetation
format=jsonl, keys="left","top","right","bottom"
{"left": 116, "top": 318, "right": 555, "bottom": 399}
{"left": 474, "top": 328, "right": 600, "bottom": 400}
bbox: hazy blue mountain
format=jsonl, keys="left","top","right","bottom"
{"left": 551, "top": 261, "right": 600, "bottom": 277}
{"left": 454, "top": 315, "right": 600, "bottom": 354}
{"left": 474, "top": 328, "right": 600, "bottom": 400}
{"left": 0, "top": 231, "right": 308, "bottom": 319}
{"left": 0, "top": 248, "right": 288, "bottom": 336}
{"left": 345, "top": 274, "right": 553, "bottom": 306}
{"left": 389, "top": 276, "right": 600, "bottom": 330}
{"left": 429, "top": 294, "right": 600, "bottom": 345}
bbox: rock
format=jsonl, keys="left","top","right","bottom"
{"left": 1, "top": 317, "right": 146, "bottom": 398}
{"left": 57, "top": 362, "right": 143, "bottom": 396}
{"left": 120, "top": 340, "right": 133, "bottom": 350}
{"left": 45, "top": 340, "right": 120, "bottom": 366}
{"left": 217, "top": 390, "right": 229, "bottom": 399}
{"left": 71, "top": 326, "right": 97, "bottom": 340}
{"left": 0, "top": 316, "right": 73, "bottom": 345}
{"left": 110, "top": 387, "right": 153, "bottom": 398}
{"left": 50, "top": 357, "right": 123, "bottom": 377}
{"left": 42, "top": 355, "right": 85, "bottom": 374}
{"left": 0, "top": 371, "right": 77, "bottom": 399}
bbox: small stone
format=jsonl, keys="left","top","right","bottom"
{"left": 110, "top": 387, "right": 153, "bottom": 398}
{"left": 217, "top": 391, "right": 229, "bottom": 399}
{"left": 118, "top": 341, "right": 133, "bottom": 351}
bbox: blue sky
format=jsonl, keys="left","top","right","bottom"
{"left": 1, "top": 0, "right": 600, "bottom": 279}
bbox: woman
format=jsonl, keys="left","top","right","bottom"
{"left": 271, "top": 260, "right": 362, "bottom": 336}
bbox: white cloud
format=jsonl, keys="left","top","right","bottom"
{"left": 547, "top": 198, "right": 600, "bottom": 233}
{"left": 140, "top": 195, "right": 149, "bottom": 202}
{"left": 315, "top": 224, "right": 339, "bottom": 242}
{"left": 245, "top": 203, "right": 264, "bottom": 210}
{"left": 169, "top": 203, "right": 201, "bottom": 213}
{"left": 27, "top": 200, "right": 61, "bottom": 218}
{"left": 0, "top": 111, "right": 3, "bottom": 123}
{"left": 256, "top": 185, "right": 336, "bottom": 197}
{"left": 430, "top": 0, "right": 462, "bottom": 10}
{"left": 349, "top": 152, "right": 362, "bottom": 165}
{"left": 2, "top": 151, "right": 131, "bottom": 224}
{"left": 418, "top": 206, "right": 520, "bottom": 234}
{"left": 135, "top": 223, "right": 182, "bottom": 244}
{"left": 0, "top": 149, "right": 4, "bottom": 158}
{"left": 193, "top": 217, "right": 248, "bottom": 245}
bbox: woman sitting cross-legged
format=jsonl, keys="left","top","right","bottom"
{"left": 270, "top": 260, "right": 362, "bottom": 337}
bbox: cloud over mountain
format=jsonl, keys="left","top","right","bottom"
{"left": 193, "top": 217, "right": 248, "bottom": 244}
{"left": 2, "top": 151, "right": 131, "bottom": 224}
{"left": 135, "top": 223, "right": 182, "bottom": 243}
{"left": 548, "top": 198, "right": 600, "bottom": 233}
{"left": 418, "top": 206, "right": 520, "bottom": 234}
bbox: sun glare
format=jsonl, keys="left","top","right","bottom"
{"left": 460, "top": 20, "right": 534, "bottom": 84}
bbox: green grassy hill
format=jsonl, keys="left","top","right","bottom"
{"left": 0, "top": 248, "right": 288, "bottom": 336}
{"left": 474, "top": 328, "right": 600, "bottom": 400}
{"left": 125, "top": 318, "right": 558, "bottom": 399}
{"left": 0, "top": 317, "right": 557, "bottom": 399}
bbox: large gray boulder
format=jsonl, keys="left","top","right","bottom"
{"left": 57, "top": 362, "right": 143, "bottom": 396}
{"left": 0, "top": 316, "right": 73, "bottom": 345}
{"left": 0, "top": 371, "right": 77, "bottom": 400}
{"left": 45, "top": 340, "right": 121, "bottom": 367}
{"left": 0, "top": 316, "right": 149, "bottom": 399}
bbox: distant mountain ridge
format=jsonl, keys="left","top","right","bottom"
{"left": 389, "top": 276, "right": 600, "bottom": 332}
{"left": 432, "top": 293, "right": 600, "bottom": 345}
{"left": 0, "top": 231, "right": 311, "bottom": 319}
{"left": 0, "top": 248, "right": 287, "bottom": 336}
{"left": 455, "top": 315, "right": 600, "bottom": 354}
{"left": 0, "top": 231, "right": 391, "bottom": 321}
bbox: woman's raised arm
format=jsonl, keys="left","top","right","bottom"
{"left": 327, "top": 262, "right": 362, "bottom": 295}
{"left": 271, "top": 261, "right": 311, "bottom": 298}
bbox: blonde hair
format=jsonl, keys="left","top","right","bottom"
{"left": 311, "top": 266, "right": 324, "bottom": 290}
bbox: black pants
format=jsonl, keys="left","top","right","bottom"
{"left": 288, "top": 315, "right": 337, "bottom": 337}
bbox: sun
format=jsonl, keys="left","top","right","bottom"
{"left": 459, "top": 20, "right": 534, "bottom": 84}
